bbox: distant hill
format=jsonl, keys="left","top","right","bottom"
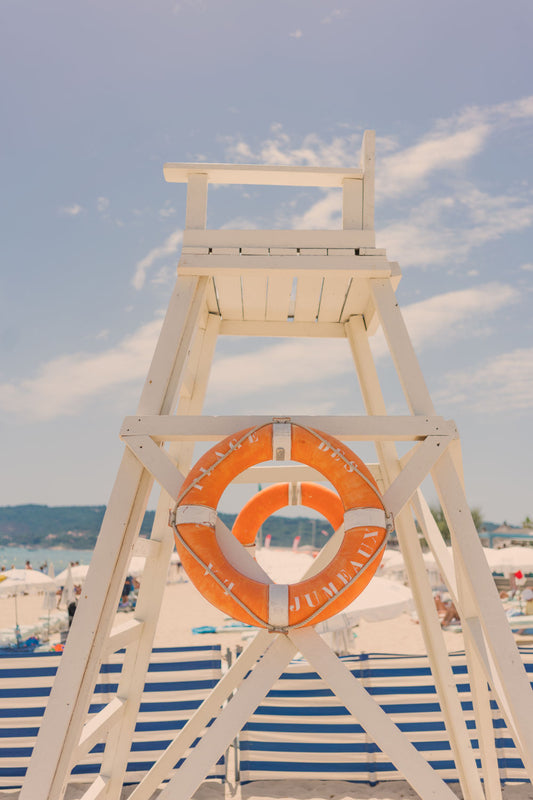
{"left": 0, "top": 504, "right": 335, "bottom": 550}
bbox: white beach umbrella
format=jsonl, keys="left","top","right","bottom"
{"left": 42, "top": 564, "right": 57, "bottom": 640}
{"left": 128, "top": 556, "right": 146, "bottom": 577}
{"left": 482, "top": 546, "right": 533, "bottom": 574}
{"left": 58, "top": 564, "right": 76, "bottom": 607}
{"left": 55, "top": 564, "right": 89, "bottom": 587}
{"left": 0, "top": 569, "right": 57, "bottom": 634}
{"left": 42, "top": 563, "right": 57, "bottom": 611}
{"left": 316, "top": 576, "right": 414, "bottom": 634}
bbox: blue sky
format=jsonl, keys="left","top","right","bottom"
{"left": 1, "top": 1, "right": 532, "bottom": 526}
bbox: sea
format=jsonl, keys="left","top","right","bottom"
{"left": 0, "top": 546, "right": 94, "bottom": 572}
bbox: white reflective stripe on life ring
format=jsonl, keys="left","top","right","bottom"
{"left": 174, "top": 504, "right": 218, "bottom": 527}
{"left": 268, "top": 583, "right": 289, "bottom": 628}
{"left": 289, "top": 481, "right": 302, "bottom": 506}
{"left": 272, "top": 423, "right": 291, "bottom": 461}
{"left": 344, "top": 507, "right": 387, "bottom": 530}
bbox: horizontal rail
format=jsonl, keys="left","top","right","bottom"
{"left": 178, "top": 253, "right": 398, "bottom": 278}
{"left": 120, "top": 415, "right": 458, "bottom": 442}
{"left": 182, "top": 229, "right": 376, "bottom": 249}
{"left": 164, "top": 163, "right": 363, "bottom": 187}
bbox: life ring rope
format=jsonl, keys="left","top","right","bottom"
{"left": 170, "top": 421, "right": 393, "bottom": 631}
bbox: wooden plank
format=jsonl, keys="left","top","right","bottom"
{"left": 371, "top": 278, "right": 435, "bottom": 415}
{"left": 212, "top": 275, "right": 242, "bottom": 320}
{"left": 179, "top": 253, "right": 394, "bottom": 278}
{"left": 382, "top": 437, "right": 450, "bottom": 517}
{"left": 265, "top": 274, "right": 294, "bottom": 321}
{"left": 241, "top": 274, "right": 267, "bottom": 320}
{"left": 234, "top": 462, "right": 382, "bottom": 485}
{"left": 318, "top": 275, "right": 352, "bottom": 322}
{"left": 341, "top": 277, "right": 370, "bottom": 321}
{"left": 164, "top": 162, "right": 363, "bottom": 187}
{"left": 345, "top": 315, "right": 486, "bottom": 800}
{"left": 124, "top": 436, "right": 185, "bottom": 500}
{"left": 293, "top": 274, "right": 323, "bottom": 321}
{"left": 219, "top": 320, "right": 345, "bottom": 337}
{"left": 184, "top": 173, "right": 208, "bottom": 230}
{"left": 432, "top": 452, "right": 533, "bottom": 775}
{"left": 120, "top": 414, "right": 458, "bottom": 442}
{"left": 103, "top": 619, "right": 144, "bottom": 655}
{"left": 76, "top": 697, "right": 124, "bottom": 762}
{"left": 182, "top": 229, "right": 375, "bottom": 249}
{"left": 21, "top": 277, "right": 208, "bottom": 800}
{"left": 342, "top": 177, "right": 363, "bottom": 229}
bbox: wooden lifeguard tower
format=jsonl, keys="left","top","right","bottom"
{"left": 22, "top": 132, "right": 533, "bottom": 800}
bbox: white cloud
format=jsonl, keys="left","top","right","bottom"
{"left": 435, "top": 347, "right": 533, "bottom": 412}
{"left": 0, "top": 319, "right": 163, "bottom": 421}
{"left": 207, "top": 283, "right": 518, "bottom": 403}
{"left": 521, "top": 263, "right": 533, "bottom": 272}
{"left": 133, "top": 229, "right": 183, "bottom": 290}
{"left": 97, "top": 197, "right": 110, "bottom": 213}
{"left": 159, "top": 207, "right": 177, "bottom": 218}
{"left": 370, "top": 282, "right": 519, "bottom": 360}
{"left": 60, "top": 204, "right": 84, "bottom": 216}
{"left": 289, "top": 29, "right": 303, "bottom": 39}
{"left": 291, "top": 191, "right": 341, "bottom": 229}
{"left": 378, "top": 125, "right": 490, "bottom": 198}
{"left": 377, "top": 189, "right": 533, "bottom": 267}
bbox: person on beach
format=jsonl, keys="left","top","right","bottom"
{"left": 68, "top": 600, "right": 77, "bottom": 628}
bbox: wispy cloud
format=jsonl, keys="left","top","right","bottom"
{"left": 0, "top": 281, "right": 519, "bottom": 422}
{"left": 289, "top": 29, "right": 303, "bottom": 39}
{"left": 207, "top": 283, "right": 518, "bottom": 402}
{"left": 96, "top": 197, "right": 110, "bottom": 213}
{"left": 378, "top": 189, "right": 533, "bottom": 267}
{"left": 60, "top": 204, "right": 84, "bottom": 216}
{"left": 371, "top": 282, "right": 519, "bottom": 359}
{"left": 133, "top": 229, "right": 183, "bottom": 290}
{"left": 435, "top": 347, "right": 533, "bottom": 412}
{"left": 0, "top": 319, "right": 163, "bottom": 421}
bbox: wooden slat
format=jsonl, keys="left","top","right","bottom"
{"left": 241, "top": 275, "right": 267, "bottom": 320}
{"left": 219, "top": 320, "right": 345, "bottom": 337}
{"left": 318, "top": 276, "right": 352, "bottom": 322}
{"left": 293, "top": 275, "right": 323, "bottom": 321}
{"left": 213, "top": 275, "right": 242, "bottom": 320}
{"left": 342, "top": 177, "right": 363, "bottom": 229}
{"left": 182, "top": 229, "right": 375, "bottom": 249}
{"left": 164, "top": 163, "right": 363, "bottom": 187}
{"left": 266, "top": 274, "right": 293, "bottom": 321}
{"left": 341, "top": 276, "right": 371, "bottom": 321}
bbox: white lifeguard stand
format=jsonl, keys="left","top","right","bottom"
{"left": 22, "top": 132, "right": 533, "bottom": 800}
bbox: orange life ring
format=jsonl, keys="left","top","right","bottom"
{"left": 171, "top": 421, "right": 390, "bottom": 630}
{"left": 232, "top": 482, "right": 344, "bottom": 547}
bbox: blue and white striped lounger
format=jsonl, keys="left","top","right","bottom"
{"left": 239, "top": 650, "right": 533, "bottom": 784}
{"left": 0, "top": 645, "right": 225, "bottom": 787}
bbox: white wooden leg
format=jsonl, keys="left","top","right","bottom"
{"left": 346, "top": 314, "right": 485, "bottom": 800}
{"left": 21, "top": 277, "right": 207, "bottom": 800}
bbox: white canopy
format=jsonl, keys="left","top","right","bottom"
{"left": 316, "top": 576, "right": 414, "bottom": 633}
{"left": 55, "top": 565, "right": 89, "bottom": 586}
{"left": 482, "top": 546, "right": 533, "bottom": 574}
{"left": 0, "top": 569, "right": 56, "bottom": 596}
